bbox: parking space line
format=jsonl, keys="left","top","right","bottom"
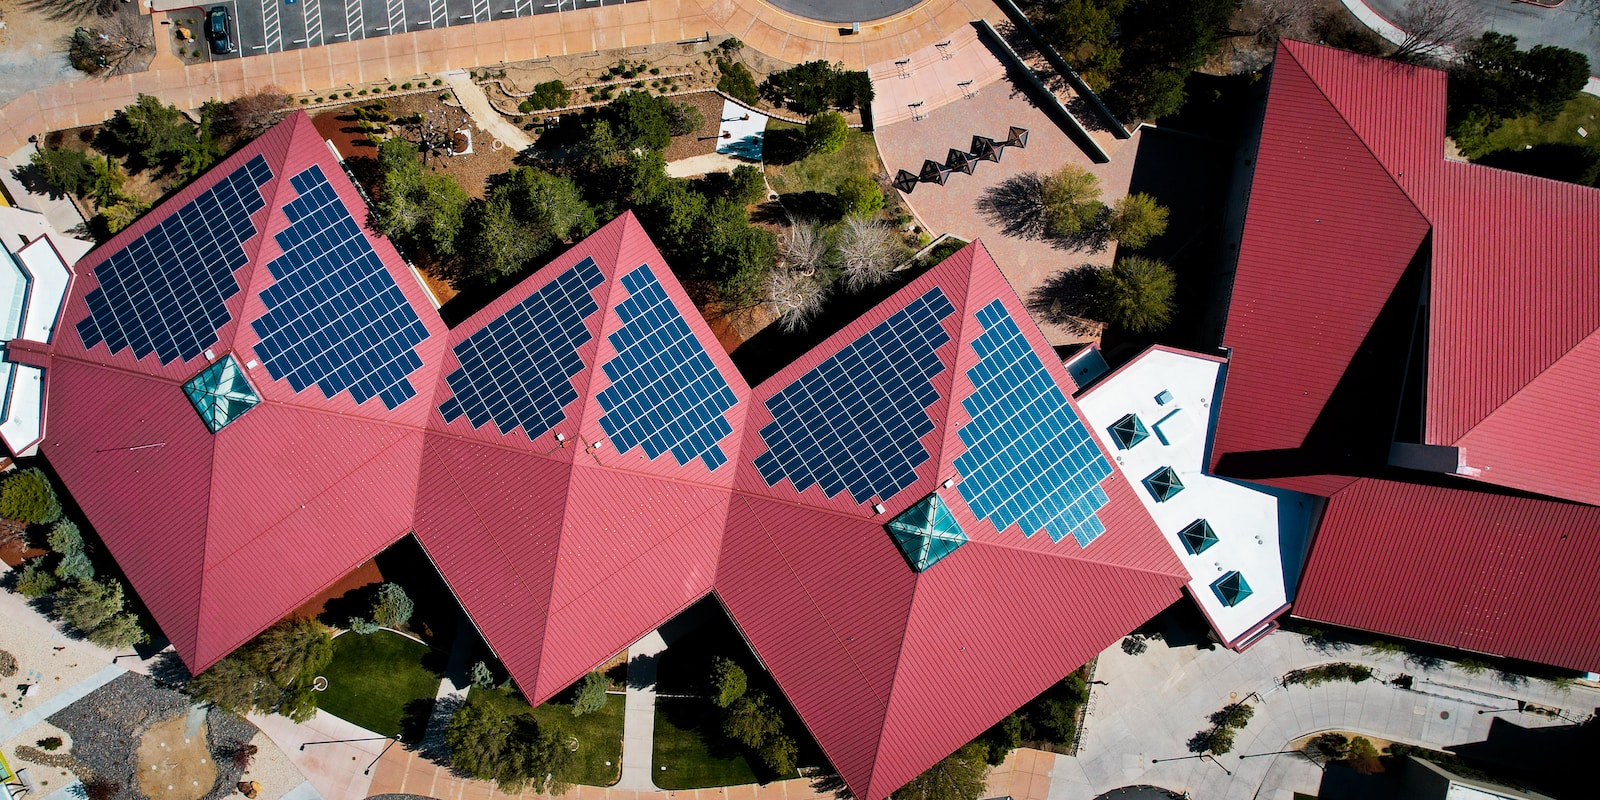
{"left": 429, "top": 0, "right": 446, "bottom": 27}
{"left": 384, "top": 0, "right": 405, "bottom": 33}
{"left": 514, "top": 0, "right": 532, "bottom": 15}
{"left": 302, "top": 0, "right": 323, "bottom": 45}
{"left": 344, "top": 0, "right": 363, "bottom": 38}
{"left": 472, "top": 0, "right": 488, "bottom": 23}
{"left": 262, "top": 0, "right": 283, "bottom": 51}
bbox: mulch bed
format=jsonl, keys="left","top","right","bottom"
{"left": 662, "top": 92, "right": 729, "bottom": 163}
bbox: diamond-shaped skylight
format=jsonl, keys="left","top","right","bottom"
{"left": 1178, "top": 519, "right": 1218, "bottom": 555}
{"left": 1110, "top": 413, "right": 1149, "bottom": 449}
{"left": 183, "top": 355, "right": 259, "bottom": 433}
{"left": 886, "top": 493, "right": 968, "bottom": 572}
{"left": 1143, "top": 466, "right": 1184, "bottom": 503}
{"left": 1211, "top": 571, "right": 1252, "bottom": 607}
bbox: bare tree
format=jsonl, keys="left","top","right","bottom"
{"left": 1235, "top": 0, "right": 1314, "bottom": 45}
{"left": 767, "top": 268, "right": 828, "bottom": 333}
{"left": 28, "top": 0, "right": 118, "bottom": 21}
{"left": 66, "top": 14, "right": 152, "bottom": 76}
{"left": 219, "top": 88, "right": 295, "bottom": 140}
{"left": 835, "top": 216, "right": 904, "bottom": 293}
{"left": 1389, "top": 0, "right": 1486, "bottom": 64}
{"left": 778, "top": 219, "right": 828, "bottom": 276}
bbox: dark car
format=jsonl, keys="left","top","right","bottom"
{"left": 205, "top": 6, "right": 234, "bottom": 55}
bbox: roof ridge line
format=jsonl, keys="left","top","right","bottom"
{"left": 1450, "top": 326, "right": 1600, "bottom": 445}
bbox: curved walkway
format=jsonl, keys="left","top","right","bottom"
{"left": 1048, "top": 629, "right": 1597, "bottom": 799}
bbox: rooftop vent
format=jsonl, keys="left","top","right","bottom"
{"left": 1155, "top": 389, "right": 1173, "bottom": 405}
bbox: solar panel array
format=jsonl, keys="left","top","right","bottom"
{"left": 754, "top": 288, "right": 955, "bottom": 503}
{"left": 597, "top": 265, "right": 737, "bottom": 470}
{"left": 438, "top": 258, "right": 604, "bottom": 438}
{"left": 77, "top": 155, "right": 273, "bottom": 364}
{"left": 954, "top": 300, "right": 1113, "bottom": 547}
{"left": 250, "top": 166, "right": 430, "bottom": 409}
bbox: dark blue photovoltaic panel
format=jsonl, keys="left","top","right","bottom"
{"left": 954, "top": 300, "right": 1113, "bottom": 547}
{"left": 438, "top": 258, "right": 605, "bottom": 438}
{"left": 754, "top": 288, "right": 955, "bottom": 503}
{"left": 597, "top": 265, "right": 737, "bottom": 470}
{"left": 77, "top": 155, "right": 273, "bottom": 364}
{"left": 250, "top": 166, "right": 430, "bottom": 410}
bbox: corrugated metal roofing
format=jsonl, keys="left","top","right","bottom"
{"left": 33, "top": 114, "right": 1187, "bottom": 800}
{"left": 1293, "top": 479, "right": 1600, "bottom": 672}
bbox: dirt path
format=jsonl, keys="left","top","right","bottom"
{"left": 135, "top": 713, "right": 217, "bottom": 800}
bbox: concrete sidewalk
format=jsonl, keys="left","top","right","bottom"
{"left": 442, "top": 71, "right": 534, "bottom": 152}
{"left": 617, "top": 630, "right": 666, "bottom": 791}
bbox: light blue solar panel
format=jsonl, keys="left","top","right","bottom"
{"left": 753, "top": 288, "right": 955, "bottom": 503}
{"left": 438, "top": 258, "right": 605, "bottom": 438}
{"left": 597, "top": 265, "right": 738, "bottom": 470}
{"left": 250, "top": 166, "right": 430, "bottom": 410}
{"left": 77, "top": 155, "right": 273, "bottom": 364}
{"left": 954, "top": 300, "right": 1113, "bottom": 547}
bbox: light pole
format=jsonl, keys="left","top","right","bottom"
{"left": 299, "top": 735, "right": 391, "bottom": 751}
{"left": 364, "top": 736, "right": 401, "bottom": 775}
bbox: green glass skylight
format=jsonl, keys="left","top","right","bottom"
{"left": 1178, "top": 519, "right": 1218, "bottom": 555}
{"left": 183, "top": 355, "right": 260, "bottom": 433}
{"left": 1110, "top": 413, "right": 1149, "bottom": 449}
{"left": 886, "top": 493, "right": 968, "bottom": 572}
{"left": 1211, "top": 571, "right": 1252, "bottom": 607}
{"left": 1143, "top": 466, "right": 1184, "bottom": 502}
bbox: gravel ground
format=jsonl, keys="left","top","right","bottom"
{"left": 50, "top": 672, "right": 190, "bottom": 799}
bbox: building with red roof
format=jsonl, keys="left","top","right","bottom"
{"left": 2, "top": 111, "right": 1191, "bottom": 798}
{"left": 1213, "top": 40, "right": 1600, "bottom": 673}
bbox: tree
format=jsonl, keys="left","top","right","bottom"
{"left": 769, "top": 269, "right": 828, "bottom": 334}
{"left": 87, "top": 155, "right": 128, "bottom": 210}
{"left": 662, "top": 100, "right": 705, "bottom": 137}
{"left": 979, "top": 713, "right": 1023, "bottom": 766}
{"left": 1346, "top": 736, "right": 1382, "bottom": 774}
{"left": 176, "top": 119, "right": 224, "bottom": 182}
{"left": 376, "top": 138, "right": 470, "bottom": 258}
{"left": 446, "top": 695, "right": 572, "bottom": 792}
{"left": 29, "top": 147, "right": 95, "bottom": 197}
{"left": 698, "top": 199, "right": 776, "bottom": 306}
{"left": 518, "top": 80, "right": 571, "bottom": 112}
{"left": 609, "top": 91, "right": 672, "bottom": 152}
{"left": 279, "top": 685, "right": 320, "bottom": 722}
{"left": 110, "top": 94, "right": 198, "bottom": 171}
{"left": 892, "top": 743, "right": 990, "bottom": 800}
{"left": 724, "top": 692, "right": 783, "bottom": 747}
{"left": 207, "top": 88, "right": 294, "bottom": 141}
{"left": 1109, "top": 67, "right": 1189, "bottom": 122}
{"left": 1042, "top": 165, "right": 1104, "bottom": 239}
{"left": 15, "top": 561, "right": 57, "bottom": 598}
{"left": 47, "top": 520, "right": 84, "bottom": 556}
{"left": 67, "top": 15, "right": 153, "bottom": 77}
{"left": 1101, "top": 0, "right": 1234, "bottom": 121}
{"left": 835, "top": 173, "right": 883, "bottom": 217}
{"left": 760, "top": 733, "right": 798, "bottom": 774}
{"left": 99, "top": 199, "right": 149, "bottom": 235}
{"left": 245, "top": 618, "right": 332, "bottom": 689}
{"left": 710, "top": 655, "right": 749, "bottom": 708}
{"left": 1107, "top": 193, "right": 1169, "bottom": 248}
{"left": 54, "top": 551, "right": 95, "bottom": 582}
{"left": 1, "top": 468, "right": 62, "bottom": 525}
{"left": 371, "top": 582, "right": 414, "bottom": 629}
{"left": 1390, "top": 0, "right": 1486, "bottom": 63}
{"left": 717, "top": 59, "right": 761, "bottom": 106}
{"left": 835, "top": 216, "right": 903, "bottom": 292}
{"left": 56, "top": 578, "right": 124, "bottom": 635}
{"left": 571, "top": 671, "right": 608, "bottom": 716}
{"left": 189, "top": 656, "right": 277, "bottom": 715}
{"left": 86, "top": 611, "right": 146, "bottom": 649}
{"left": 803, "top": 111, "right": 848, "bottom": 155}
{"left": 1448, "top": 34, "right": 1590, "bottom": 155}
{"left": 1094, "top": 256, "right": 1175, "bottom": 332}
{"left": 471, "top": 661, "right": 495, "bottom": 690}
{"left": 717, "top": 164, "right": 768, "bottom": 206}
{"left": 778, "top": 220, "right": 827, "bottom": 275}
{"left": 460, "top": 166, "right": 594, "bottom": 285}
{"left": 1035, "top": 0, "right": 1126, "bottom": 89}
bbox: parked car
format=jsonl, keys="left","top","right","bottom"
{"left": 205, "top": 6, "right": 234, "bottom": 55}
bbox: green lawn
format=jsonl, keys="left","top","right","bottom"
{"left": 316, "top": 630, "right": 442, "bottom": 738}
{"left": 531, "top": 694, "right": 625, "bottom": 786}
{"left": 1482, "top": 93, "right": 1600, "bottom": 154}
{"left": 763, "top": 121, "right": 883, "bottom": 200}
{"left": 653, "top": 697, "right": 762, "bottom": 789}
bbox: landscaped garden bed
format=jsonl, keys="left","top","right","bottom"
{"left": 316, "top": 630, "right": 442, "bottom": 738}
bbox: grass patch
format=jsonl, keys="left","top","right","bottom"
{"left": 1481, "top": 93, "right": 1600, "bottom": 153}
{"left": 653, "top": 697, "right": 762, "bottom": 789}
{"left": 531, "top": 694, "right": 625, "bottom": 786}
{"left": 763, "top": 120, "right": 882, "bottom": 199}
{"left": 317, "top": 630, "right": 441, "bottom": 737}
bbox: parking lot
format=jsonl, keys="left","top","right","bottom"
{"left": 205, "top": 0, "right": 641, "bottom": 59}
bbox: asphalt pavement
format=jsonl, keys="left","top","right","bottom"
{"left": 206, "top": 0, "right": 643, "bottom": 60}
{"left": 1361, "top": 0, "right": 1599, "bottom": 75}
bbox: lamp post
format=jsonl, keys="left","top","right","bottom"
{"left": 1477, "top": 702, "right": 1525, "bottom": 715}
{"left": 364, "top": 736, "right": 401, "bottom": 775}
{"left": 299, "top": 735, "right": 391, "bottom": 751}
{"left": 1201, "top": 754, "right": 1233, "bottom": 776}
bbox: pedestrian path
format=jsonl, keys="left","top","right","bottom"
{"left": 0, "top": 663, "right": 124, "bottom": 743}
{"left": 617, "top": 630, "right": 667, "bottom": 791}
{"left": 442, "top": 71, "right": 534, "bottom": 152}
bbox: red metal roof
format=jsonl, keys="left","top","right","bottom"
{"left": 1216, "top": 43, "right": 1600, "bottom": 671}
{"left": 1293, "top": 478, "right": 1600, "bottom": 672}
{"left": 32, "top": 114, "right": 1187, "bottom": 800}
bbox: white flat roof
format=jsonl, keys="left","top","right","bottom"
{"left": 1077, "top": 348, "right": 1314, "bottom": 645}
{"left": 0, "top": 363, "right": 44, "bottom": 454}
{"left": 14, "top": 237, "right": 71, "bottom": 343}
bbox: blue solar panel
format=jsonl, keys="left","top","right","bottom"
{"left": 438, "top": 258, "right": 605, "bottom": 438}
{"left": 250, "top": 166, "right": 430, "bottom": 410}
{"left": 753, "top": 288, "right": 955, "bottom": 503}
{"left": 597, "top": 265, "right": 738, "bottom": 470}
{"left": 77, "top": 155, "right": 273, "bottom": 364}
{"left": 954, "top": 300, "right": 1113, "bottom": 547}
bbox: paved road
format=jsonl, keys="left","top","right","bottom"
{"left": 205, "top": 0, "right": 644, "bottom": 60}
{"left": 1362, "top": 0, "right": 1600, "bottom": 73}
{"left": 762, "top": 0, "right": 923, "bottom": 24}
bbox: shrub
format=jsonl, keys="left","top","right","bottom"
{"left": 371, "top": 582, "right": 414, "bottom": 629}
{"left": 47, "top": 519, "right": 84, "bottom": 556}
{"left": 1094, "top": 256, "right": 1176, "bottom": 332}
{"left": 803, "top": 110, "right": 848, "bottom": 155}
{"left": 15, "top": 562, "right": 57, "bottom": 598}
{"left": 53, "top": 550, "right": 95, "bottom": 582}
{"left": 1284, "top": 662, "right": 1374, "bottom": 687}
{"left": 711, "top": 656, "right": 747, "bottom": 708}
{"left": 471, "top": 660, "right": 495, "bottom": 689}
{"left": 37, "top": 736, "right": 63, "bottom": 751}
{"left": 1, "top": 468, "right": 62, "bottom": 525}
{"left": 348, "top": 617, "right": 380, "bottom": 634}
{"left": 835, "top": 173, "right": 883, "bottom": 217}
{"left": 433, "top": 79, "right": 443, "bottom": 86}
{"left": 717, "top": 59, "right": 760, "bottom": 106}
{"left": 388, "top": 85, "right": 398, "bottom": 91}
{"left": 572, "top": 671, "right": 608, "bottom": 716}
{"left": 402, "top": 82, "right": 413, "bottom": 89}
